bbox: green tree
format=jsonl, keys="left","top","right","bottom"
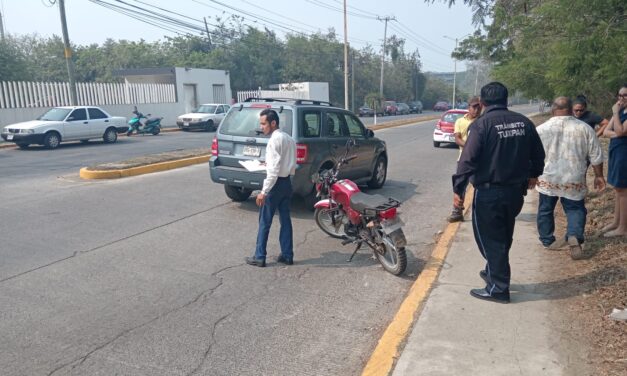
{"left": 433, "top": 0, "right": 627, "bottom": 113}
{"left": 283, "top": 31, "right": 344, "bottom": 105}
{"left": 0, "top": 36, "right": 29, "bottom": 81}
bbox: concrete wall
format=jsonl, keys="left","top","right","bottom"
{"left": 174, "top": 67, "right": 232, "bottom": 110}
{"left": 0, "top": 103, "right": 183, "bottom": 128}
{"left": 0, "top": 67, "right": 233, "bottom": 128}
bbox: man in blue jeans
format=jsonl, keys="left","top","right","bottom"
{"left": 245, "top": 109, "right": 297, "bottom": 267}
{"left": 535, "top": 97, "right": 605, "bottom": 260}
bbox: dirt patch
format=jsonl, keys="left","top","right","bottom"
{"left": 84, "top": 148, "right": 211, "bottom": 171}
{"left": 529, "top": 114, "right": 626, "bottom": 375}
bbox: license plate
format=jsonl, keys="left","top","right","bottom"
{"left": 448, "top": 135, "right": 455, "bottom": 142}
{"left": 7, "top": 134, "right": 13, "bottom": 140}
{"left": 243, "top": 145, "right": 261, "bottom": 157}
{"left": 183, "top": 122, "right": 189, "bottom": 126}
{"left": 381, "top": 217, "right": 404, "bottom": 234}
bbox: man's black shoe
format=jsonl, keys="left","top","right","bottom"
{"left": 470, "top": 288, "right": 510, "bottom": 304}
{"left": 245, "top": 256, "right": 266, "bottom": 267}
{"left": 276, "top": 255, "right": 293, "bottom": 265}
{"left": 479, "top": 270, "right": 489, "bottom": 284}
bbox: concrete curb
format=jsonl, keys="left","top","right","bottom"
{"left": 77, "top": 116, "right": 437, "bottom": 180}
{"left": 79, "top": 154, "right": 211, "bottom": 179}
{"left": 361, "top": 187, "right": 474, "bottom": 376}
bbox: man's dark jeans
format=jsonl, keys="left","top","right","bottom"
{"left": 537, "top": 193, "right": 587, "bottom": 246}
{"left": 254, "top": 177, "right": 293, "bottom": 261}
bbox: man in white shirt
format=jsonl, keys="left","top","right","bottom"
{"left": 535, "top": 97, "right": 605, "bottom": 259}
{"left": 246, "top": 109, "right": 297, "bottom": 267}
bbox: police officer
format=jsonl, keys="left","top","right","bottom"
{"left": 452, "top": 82, "right": 545, "bottom": 304}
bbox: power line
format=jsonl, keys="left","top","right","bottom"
{"left": 388, "top": 23, "right": 450, "bottom": 57}
{"left": 192, "top": 0, "right": 371, "bottom": 46}
{"left": 392, "top": 21, "right": 450, "bottom": 55}
{"left": 89, "top": 0, "right": 206, "bottom": 35}
{"left": 304, "top": 0, "right": 377, "bottom": 20}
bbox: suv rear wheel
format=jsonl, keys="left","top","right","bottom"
{"left": 367, "top": 155, "right": 387, "bottom": 189}
{"left": 224, "top": 185, "right": 252, "bottom": 202}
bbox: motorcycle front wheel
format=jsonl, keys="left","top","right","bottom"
{"left": 374, "top": 231, "right": 407, "bottom": 275}
{"left": 314, "top": 207, "right": 347, "bottom": 239}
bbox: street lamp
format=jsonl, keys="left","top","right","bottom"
{"left": 443, "top": 34, "right": 469, "bottom": 108}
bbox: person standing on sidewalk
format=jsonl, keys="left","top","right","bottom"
{"left": 447, "top": 96, "right": 481, "bottom": 222}
{"left": 452, "top": 82, "right": 545, "bottom": 304}
{"left": 535, "top": 97, "right": 605, "bottom": 259}
{"left": 573, "top": 95, "right": 609, "bottom": 137}
{"left": 602, "top": 84, "right": 627, "bottom": 237}
{"left": 245, "top": 109, "right": 297, "bottom": 267}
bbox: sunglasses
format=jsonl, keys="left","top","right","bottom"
{"left": 469, "top": 104, "right": 481, "bottom": 109}
{"left": 619, "top": 94, "right": 627, "bottom": 98}
{"left": 573, "top": 109, "right": 585, "bottom": 113}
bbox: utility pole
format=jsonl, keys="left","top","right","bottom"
{"left": 343, "top": 0, "right": 349, "bottom": 110}
{"left": 204, "top": 17, "right": 213, "bottom": 50}
{"left": 0, "top": 11, "right": 5, "bottom": 41}
{"left": 444, "top": 34, "right": 469, "bottom": 107}
{"left": 474, "top": 61, "right": 480, "bottom": 95}
{"left": 351, "top": 49, "right": 355, "bottom": 112}
{"left": 377, "top": 16, "right": 395, "bottom": 100}
{"left": 58, "top": 0, "right": 77, "bottom": 105}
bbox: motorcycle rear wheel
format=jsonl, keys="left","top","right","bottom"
{"left": 374, "top": 233, "right": 407, "bottom": 275}
{"left": 314, "top": 207, "right": 347, "bottom": 239}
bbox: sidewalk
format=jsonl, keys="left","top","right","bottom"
{"left": 391, "top": 192, "right": 566, "bottom": 375}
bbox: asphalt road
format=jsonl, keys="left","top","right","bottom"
{"left": 0, "top": 104, "right": 538, "bottom": 375}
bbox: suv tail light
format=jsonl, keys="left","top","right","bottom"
{"left": 296, "top": 143, "right": 308, "bottom": 164}
{"left": 211, "top": 136, "right": 219, "bottom": 156}
{"left": 435, "top": 121, "right": 441, "bottom": 130}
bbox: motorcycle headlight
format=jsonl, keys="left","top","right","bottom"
{"left": 20, "top": 129, "right": 35, "bottom": 134}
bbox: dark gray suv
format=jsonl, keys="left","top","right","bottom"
{"left": 209, "top": 98, "right": 388, "bottom": 207}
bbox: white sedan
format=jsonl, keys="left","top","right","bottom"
{"left": 1, "top": 106, "right": 127, "bottom": 149}
{"left": 176, "top": 103, "right": 230, "bottom": 132}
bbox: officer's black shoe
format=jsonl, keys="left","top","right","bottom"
{"left": 276, "top": 255, "right": 293, "bottom": 265}
{"left": 470, "top": 288, "right": 510, "bottom": 304}
{"left": 479, "top": 270, "right": 489, "bottom": 284}
{"left": 245, "top": 256, "right": 266, "bottom": 267}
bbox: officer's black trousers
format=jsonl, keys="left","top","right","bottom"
{"left": 471, "top": 185, "right": 525, "bottom": 295}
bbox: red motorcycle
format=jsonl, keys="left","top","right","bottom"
{"left": 312, "top": 140, "right": 407, "bottom": 275}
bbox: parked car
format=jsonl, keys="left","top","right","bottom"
{"left": 433, "top": 109, "right": 468, "bottom": 148}
{"left": 433, "top": 101, "right": 450, "bottom": 111}
{"left": 456, "top": 101, "right": 469, "bottom": 109}
{"left": 408, "top": 101, "right": 423, "bottom": 114}
{"left": 176, "top": 103, "right": 230, "bottom": 131}
{"left": 358, "top": 106, "right": 375, "bottom": 117}
{"left": 396, "top": 103, "right": 410, "bottom": 115}
{"left": 383, "top": 100, "right": 398, "bottom": 116}
{"left": 209, "top": 98, "right": 388, "bottom": 208}
{"left": 1, "top": 106, "right": 127, "bottom": 149}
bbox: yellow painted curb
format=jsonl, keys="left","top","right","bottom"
{"left": 79, "top": 155, "right": 211, "bottom": 179}
{"left": 361, "top": 187, "right": 474, "bottom": 376}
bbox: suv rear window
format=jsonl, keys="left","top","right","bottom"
{"left": 220, "top": 107, "right": 293, "bottom": 137}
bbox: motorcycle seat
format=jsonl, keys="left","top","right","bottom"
{"left": 349, "top": 192, "right": 393, "bottom": 213}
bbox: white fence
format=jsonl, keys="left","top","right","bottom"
{"left": 236, "top": 89, "right": 306, "bottom": 103}
{"left": 0, "top": 81, "right": 176, "bottom": 109}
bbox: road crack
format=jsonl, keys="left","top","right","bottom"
{"left": 46, "top": 262, "right": 244, "bottom": 375}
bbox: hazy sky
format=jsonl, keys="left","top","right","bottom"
{"left": 0, "top": 0, "right": 476, "bottom": 73}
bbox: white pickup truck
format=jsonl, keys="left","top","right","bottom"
{"left": 1, "top": 106, "right": 127, "bottom": 149}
